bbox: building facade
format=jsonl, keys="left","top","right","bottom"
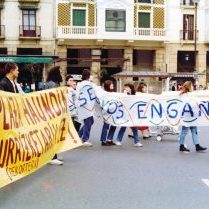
{"left": 1, "top": 0, "right": 209, "bottom": 91}
{"left": 56, "top": 0, "right": 209, "bottom": 91}
{"left": 0, "top": 0, "right": 55, "bottom": 88}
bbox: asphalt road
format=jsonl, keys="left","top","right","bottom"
{"left": 0, "top": 122, "right": 209, "bottom": 209}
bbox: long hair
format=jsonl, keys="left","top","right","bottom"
{"left": 46, "top": 66, "right": 62, "bottom": 83}
{"left": 124, "top": 83, "right": 136, "bottom": 95}
{"left": 137, "top": 82, "right": 147, "bottom": 93}
{"left": 180, "top": 81, "right": 193, "bottom": 95}
{"left": 103, "top": 80, "right": 113, "bottom": 92}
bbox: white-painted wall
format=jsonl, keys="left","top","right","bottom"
{"left": 96, "top": 0, "right": 134, "bottom": 40}
{"left": 166, "top": 0, "right": 207, "bottom": 43}
{"left": 1, "top": 0, "right": 54, "bottom": 41}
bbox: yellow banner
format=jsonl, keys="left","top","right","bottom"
{"left": 0, "top": 87, "right": 82, "bottom": 188}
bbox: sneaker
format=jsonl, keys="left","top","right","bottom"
{"left": 115, "top": 141, "right": 122, "bottom": 146}
{"left": 83, "top": 141, "right": 93, "bottom": 147}
{"left": 107, "top": 141, "right": 116, "bottom": 146}
{"left": 128, "top": 135, "right": 134, "bottom": 138}
{"left": 49, "top": 159, "right": 63, "bottom": 165}
{"left": 101, "top": 141, "right": 111, "bottom": 146}
{"left": 134, "top": 142, "right": 143, "bottom": 147}
{"left": 196, "top": 144, "right": 207, "bottom": 152}
{"left": 57, "top": 156, "right": 64, "bottom": 161}
{"left": 179, "top": 145, "right": 190, "bottom": 153}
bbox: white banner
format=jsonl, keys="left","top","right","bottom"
{"left": 77, "top": 87, "right": 209, "bottom": 127}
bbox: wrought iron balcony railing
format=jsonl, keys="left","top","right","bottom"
{"left": 19, "top": 25, "right": 41, "bottom": 38}
{"left": 180, "top": 30, "right": 198, "bottom": 41}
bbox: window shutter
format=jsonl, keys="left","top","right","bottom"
{"left": 73, "top": 9, "right": 86, "bottom": 26}
{"left": 138, "top": 12, "right": 150, "bottom": 28}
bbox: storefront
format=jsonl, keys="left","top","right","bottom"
{"left": 0, "top": 55, "right": 58, "bottom": 90}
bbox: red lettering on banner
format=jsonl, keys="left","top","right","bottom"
{"left": 0, "top": 139, "right": 8, "bottom": 167}
{"left": 31, "top": 97, "right": 47, "bottom": 121}
{"left": 40, "top": 93, "right": 55, "bottom": 119}
{"left": 22, "top": 100, "right": 35, "bottom": 125}
{"left": 6, "top": 138, "right": 15, "bottom": 167}
{"left": 59, "top": 118, "right": 66, "bottom": 142}
{"left": 25, "top": 98, "right": 41, "bottom": 124}
{"left": 49, "top": 92, "right": 61, "bottom": 116}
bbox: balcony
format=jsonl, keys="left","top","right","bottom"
{"left": 0, "top": 25, "right": 5, "bottom": 39}
{"left": 19, "top": 25, "right": 41, "bottom": 40}
{"left": 180, "top": 30, "right": 198, "bottom": 41}
{"left": 57, "top": 26, "right": 97, "bottom": 39}
{"left": 134, "top": 28, "right": 166, "bottom": 40}
{"left": 57, "top": 26, "right": 166, "bottom": 41}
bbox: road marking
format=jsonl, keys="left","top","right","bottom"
{"left": 201, "top": 179, "right": 209, "bottom": 188}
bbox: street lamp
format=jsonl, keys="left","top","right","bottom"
{"left": 193, "top": 0, "right": 200, "bottom": 72}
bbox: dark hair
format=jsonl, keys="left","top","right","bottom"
{"left": 128, "top": 83, "right": 136, "bottom": 95}
{"left": 66, "top": 74, "right": 73, "bottom": 82}
{"left": 124, "top": 83, "right": 136, "bottom": 95}
{"left": 82, "top": 69, "right": 90, "bottom": 80}
{"left": 4, "top": 62, "right": 18, "bottom": 74}
{"left": 137, "top": 82, "right": 147, "bottom": 93}
{"left": 46, "top": 66, "right": 62, "bottom": 83}
{"left": 103, "top": 80, "right": 113, "bottom": 92}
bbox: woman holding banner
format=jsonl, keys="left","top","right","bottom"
{"left": 45, "top": 66, "right": 63, "bottom": 165}
{"left": 100, "top": 80, "right": 117, "bottom": 146}
{"left": 66, "top": 75, "right": 80, "bottom": 132}
{"left": 115, "top": 84, "right": 143, "bottom": 147}
{"left": 179, "top": 81, "right": 207, "bottom": 153}
{"left": 76, "top": 69, "right": 96, "bottom": 147}
{"left": 137, "top": 82, "right": 151, "bottom": 139}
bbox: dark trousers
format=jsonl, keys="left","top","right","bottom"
{"left": 100, "top": 122, "right": 116, "bottom": 142}
{"left": 72, "top": 117, "right": 81, "bottom": 132}
{"left": 79, "top": 116, "right": 94, "bottom": 142}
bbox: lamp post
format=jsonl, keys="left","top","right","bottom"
{"left": 193, "top": 0, "right": 200, "bottom": 71}
{"left": 193, "top": 0, "right": 200, "bottom": 89}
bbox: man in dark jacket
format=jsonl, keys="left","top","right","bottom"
{"left": 0, "top": 62, "right": 19, "bottom": 93}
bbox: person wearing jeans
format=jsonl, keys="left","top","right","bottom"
{"left": 115, "top": 126, "right": 143, "bottom": 147}
{"left": 100, "top": 80, "right": 117, "bottom": 146}
{"left": 115, "top": 83, "right": 143, "bottom": 147}
{"left": 179, "top": 126, "right": 199, "bottom": 145}
{"left": 79, "top": 116, "right": 94, "bottom": 143}
{"left": 100, "top": 122, "right": 116, "bottom": 146}
{"left": 179, "top": 81, "right": 207, "bottom": 153}
{"left": 76, "top": 69, "right": 97, "bottom": 147}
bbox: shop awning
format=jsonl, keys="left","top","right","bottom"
{"left": 0, "top": 56, "right": 56, "bottom": 63}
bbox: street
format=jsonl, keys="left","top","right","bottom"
{"left": 0, "top": 123, "right": 209, "bottom": 209}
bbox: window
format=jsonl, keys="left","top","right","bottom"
{"left": 138, "top": 12, "right": 150, "bottom": 28}
{"left": 73, "top": 9, "right": 86, "bottom": 26}
{"left": 0, "top": 48, "right": 7, "bottom": 55}
{"left": 105, "top": 10, "right": 126, "bottom": 32}
{"left": 23, "top": 10, "right": 36, "bottom": 30}
{"left": 182, "top": 0, "right": 194, "bottom": 6}
{"left": 138, "top": 0, "right": 151, "bottom": 3}
{"left": 22, "top": 10, "right": 36, "bottom": 37}
{"left": 183, "top": 14, "right": 194, "bottom": 40}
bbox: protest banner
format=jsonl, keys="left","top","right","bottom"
{"left": 0, "top": 87, "right": 82, "bottom": 188}
{"left": 77, "top": 86, "right": 209, "bottom": 127}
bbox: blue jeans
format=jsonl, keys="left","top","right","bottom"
{"left": 117, "top": 127, "right": 140, "bottom": 144}
{"left": 100, "top": 122, "right": 116, "bottom": 142}
{"left": 79, "top": 116, "right": 94, "bottom": 142}
{"left": 179, "top": 126, "right": 199, "bottom": 145}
